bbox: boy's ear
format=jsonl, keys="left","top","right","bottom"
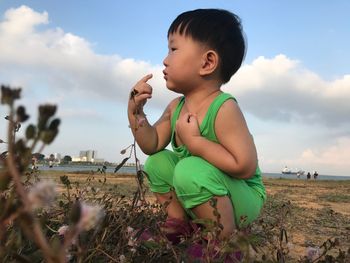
{"left": 199, "top": 50, "right": 219, "bottom": 76}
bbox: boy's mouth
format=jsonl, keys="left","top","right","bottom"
{"left": 163, "top": 70, "right": 168, "bottom": 80}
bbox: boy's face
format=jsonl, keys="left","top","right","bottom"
{"left": 163, "top": 32, "right": 207, "bottom": 93}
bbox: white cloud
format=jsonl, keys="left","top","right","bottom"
{"left": 259, "top": 135, "right": 350, "bottom": 176}
{"left": 296, "top": 137, "right": 350, "bottom": 176}
{"left": 300, "top": 137, "right": 350, "bottom": 167}
{"left": 2, "top": 6, "right": 348, "bottom": 128}
{"left": 0, "top": 6, "right": 349, "bottom": 175}
{"left": 0, "top": 5, "right": 173, "bottom": 109}
{"left": 227, "top": 55, "right": 350, "bottom": 126}
{"left": 0, "top": 5, "right": 48, "bottom": 36}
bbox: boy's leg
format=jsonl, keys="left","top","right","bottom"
{"left": 191, "top": 195, "right": 235, "bottom": 238}
{"left": 173, "top": 156, "right": 264, "bottom": 238}
{"left": 144, "top": 150, "right": 187, "bottom": 220}
{"left": 154, "top": 191, "right": 186, "bottom": 220}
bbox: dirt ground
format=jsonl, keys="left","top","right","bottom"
{"left": 261, "top": 178, "right": 350, "bottom": 261}
{"left": 41, "top": 171, "right": 350, "bottom": 261}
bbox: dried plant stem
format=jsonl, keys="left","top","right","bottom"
{"left": 133, "top": 140, "right": 145, "bottom": 202}
{"left": 96, "top": 247, "right": 119, "bottom": 262}
{"left": 57, "top": 227, "right": 80, "bottom": 262}
{"left": 6, "top": 109, "right": 57, "bottom": 263}
{"left": 6, "top": 110, "right": 28, "bottom": 205}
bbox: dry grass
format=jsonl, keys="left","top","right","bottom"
{"left": 35, "top": 170, "right": 350, "bottom": 262}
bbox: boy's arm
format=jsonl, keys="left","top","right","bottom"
{"left": 176, "top": 100, "right": 257, "bottom": 179}
{"left": 127, "top": 74, "right": 176, "bottom": 155}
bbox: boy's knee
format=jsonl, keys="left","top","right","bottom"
{"left": 173, "top": 157, "right": 205, "bottom": 190}
{"left": 144, "top": 151, "right": 162, "bottom": 173}
{"left": 144, "top": 150, "right": 178, "bottom": 188}
{"left": 144, "top": 150, "right": 171, "bottom": 174}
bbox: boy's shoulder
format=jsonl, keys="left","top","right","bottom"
{"left": 167, "top": 96, "right": 183, "bottom": 111}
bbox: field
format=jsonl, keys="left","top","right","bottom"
{"left": 262, "top": 178, "right": 350, "bottom": 260}
{"left": 39, "top": 171, "right": 350, "bottom": 262}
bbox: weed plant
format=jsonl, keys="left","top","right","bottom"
{"left": 1, "top": 85, "right": 349, "bottom": 262}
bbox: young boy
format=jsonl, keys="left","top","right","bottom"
{"left": 127, "top": 9, "right": 266, "bottom": 239}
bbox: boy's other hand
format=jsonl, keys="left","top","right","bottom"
{"left": 128, "top": 74, "right": 153, "bottom": 113}
{"left": 176, "top": 112, "right": 201, "bottom": 148}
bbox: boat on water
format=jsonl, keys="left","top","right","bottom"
{"left": 296, "top": 169, "right": 305, "bottom": 176}
{"left": 282, "top": 166, "right": 292, "bottom": 174}
{"left": 282, "top": 166, "right": 305, "bottom": 176}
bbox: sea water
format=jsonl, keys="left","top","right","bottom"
{"left": 262, "top": 172, "right": 350, "bottom": 181}
{"left": 36, "top": 164, "right": 350, "bottom": 180}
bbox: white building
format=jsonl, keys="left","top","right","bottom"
{"left": 73, "top": 150, "right": 103, "bottom": 163}
{"left": 53, "top": 153, "right": 61, "bottom": 161}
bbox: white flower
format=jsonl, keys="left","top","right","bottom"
{"left": 77, "top": 202, "right": 104, "bottom": 231}
{"left": 119, "top": 255, "right": 126, "bottom": 263}
{"left": 28, "top": 180, "right": 56, "bottom": 209}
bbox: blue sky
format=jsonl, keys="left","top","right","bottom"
{"left": 0, "top": 1, "right": 349, "bottom": 176}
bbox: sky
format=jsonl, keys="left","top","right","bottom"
{"left": 0, "top": 1, "right": 349, "bottom": 176}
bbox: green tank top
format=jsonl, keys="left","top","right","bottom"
{"left": 170, "top": 92, "right": 266, "bottom": 199}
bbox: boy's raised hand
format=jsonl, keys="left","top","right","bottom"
{"left": 129, "top": 74, "right": 153, "bottom": 113}
{"left": 176, "top": 112, "right": 201, "bottom": 148}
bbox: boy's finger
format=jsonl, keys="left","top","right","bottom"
{"left": 135, "top": 93, "right": 152, "bottom": 103}
{"left": 139, "top": 74, "right": 153, "bottom": 83}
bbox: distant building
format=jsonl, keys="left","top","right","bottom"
{"left": 46, "top": 153, "right": 61, "bottom": 163}
{"left": 72, "top": 156, "right": 82, "bottom": 162}
{"left": 53, "top": 153, "right": 61, "bottom": 162}
{"left": 73, "top": 150, "right": 103, "bottom": 163}
{"left": 79, "top": 150, "right": 97, "bottom": 162}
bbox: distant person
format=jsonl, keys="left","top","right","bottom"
{"left": 307, "top": 172, "right": 311, "bottom": 180}
{"left": 31, "top": 157, "right": 37, "bottom": 170}
{"left": 313, "top": 171, "right": 318, "bottom": 179}
{"left": 127, "top": 8, "right": 266, "bottom": 244}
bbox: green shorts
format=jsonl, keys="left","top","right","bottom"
{"left": 144, "top": 149, "right": 264, "bottom": 227}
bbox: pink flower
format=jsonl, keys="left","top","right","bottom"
{"left": 127, "top": 226, "right": 135, "bottom": 234}
{"left": 58, "top": 225, "right": 78, "bottom": 245}
{"left": 306, "top": 246, "right": 321, "bottom": 261}
{"left": 58, "top": 225, "right": 69, "bottom": 236}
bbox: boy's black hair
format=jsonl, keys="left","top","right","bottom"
{"left": 168, "top": 9, "right": 246, "bottom": 84}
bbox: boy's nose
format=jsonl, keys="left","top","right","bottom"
{"left": 163, "top": 55, "right": 168, "bottom": 66}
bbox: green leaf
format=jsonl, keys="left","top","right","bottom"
{"left": 141, "top": 240, "right": 161, "bottom": 249}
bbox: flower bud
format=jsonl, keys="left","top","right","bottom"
{"left": 40, "top": 130, "right": 57, "bottom": 144}
{"left": 26, "top": 124, "right": 36, "bottom": 140}
{"left": 1, "top": 85, "right": 21, "bottom": 105}
{"left": 16, "top": 105, "right": 29, "bottom": 122}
